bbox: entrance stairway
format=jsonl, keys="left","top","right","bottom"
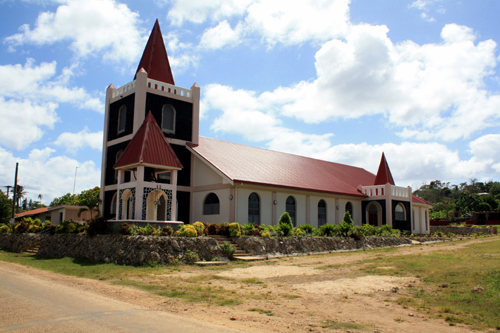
{"left": 25, "top": 240, "right": 40, "bottom": 255}
{"left": 208, "top": 235, "right": 251, "bottom": 258}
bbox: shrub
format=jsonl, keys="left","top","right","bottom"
{"left": 260, "top": 230, "right": 270, "bottom": 238}
{"left": 193, "top": 221, "right": 205, "bottom": 235}
{"left": 278, "top": 221, "right": 292, "bottom": 236}
{"left": 42, "top": 221, "right": 52, "bottom": 230}
{"left": 182, "top": 225, "right": 198, "bottom": 237}
{"left": 242, "top": 222, "right": 256, "bottom": 235}
{"left": 120, "top": 223, "right": 130, "bottom": 235}
{"left": 312, "top": 228, "right": 324, "bottom": 237}
{"left": 173, "top": 230, "right": 181, "bottom": 237}
{"left": 14, "top": 221, "right": 29, "bottom": 234}
{"left": 161, "top": 226, "right": 173, "bottom": 236}
{"left": 293, "top": 228, "right": 305, "bottom": 238}
{"left": 218, "top": 222, "right": 230, "bottom": 236}
{"left": 0, "top": 224, "right": 11, "bottom": 233}
{"left": 221, "top": 241, "right": 236, "bottom": 260}
{"left": 86, "top": 217, "right": 107, "bottom": 236}
{"left": 343, "top": 212, "right": 354, "bottom": 226}
{"left": 207, "top": 223, "right": 219, "bottom": 235}
{"left": 184, "top": 249, "right": 199, "bottom": 264}
{"left": 320, "top": 223, "right": 337, "bottom": 237}
{"left": 54, "top": 224, "right": 66, "bottom": 233}
{"left": 476, "top": 202, "right": 492, "bottom": 212}
{"left": 264, "top": 225, "right": 283, "bottom": 237}
{"left": 298, "top": 224, "right": 314, "bottom": 235}
{"left": 278, "top": 212, "right": 293, "bottom": 228}
{"left": 229, "top": 222, "right": 241, "bottom": 237}
{"left": 66, "top": 223, "right": 77, "bottom": 234}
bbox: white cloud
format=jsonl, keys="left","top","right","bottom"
{"left": 170, "top": 0, "right": 350, "bottom": 48}
{"left": 0, "top": 59, "right": 103, "bottom": 150}
{"left": 54, "top": 127, "right": 103, "bottom": 153}
{"left": 199, "top": 21, "right": 242, "bottom": 50}
{"left": 205, "top": 23, "right": 499, "bottom": 141}
{"left": 4, "top": 0, "right": 143, "bottom": 63}
{"left": 167, "top": 0, "right": 252, "bottom": 25}
{"left": 0, "top": 98, "right": 58, "bottom": 150}
{"left": 0, "top": 147, "right": 100, "bottom": 204}
{"left": 409, "top": 0, "right": 445, "bottom": 22}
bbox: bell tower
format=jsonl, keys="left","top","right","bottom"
{"left": 100, "top": 20, "right": 200, "bottom": 223}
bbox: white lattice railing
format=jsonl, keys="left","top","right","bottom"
{"left": 361, "top": 185, "right": 385, "bottom": 197}
{"left": 391, "top": 185, "right": 410, "bottom": 198}
{"left": 147, "top": 79, "right": 191, "bottom": 98}
{"left": 112, "top": 80, "right": 136, "bottom": 98}
{"left": 361, "top": 185, "right": 410, "bottom": 199}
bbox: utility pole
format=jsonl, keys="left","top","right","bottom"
{"left": 11, "top": 163, "right": 18, "bottom": 219}
{"left": 73, "top": 166, "right": 79, "bottom": 195}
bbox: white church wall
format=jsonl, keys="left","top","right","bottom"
{"left": 192, "top": 188, "right": 231, "bottom": 224}
{"left": 193, "top": 156, "right": 223, "bottom": 186}
{"left": 235, "top": 188, "right": 273, "bottom": 225}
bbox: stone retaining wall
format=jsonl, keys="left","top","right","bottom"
{"left": 1, "top": 234, "right": 418, "bottom": 265}
{"left": 236, "top": 236, "right": 412, "bottom": 255}
{"left": 430, "top": 226, "right": 496, "bottom": 235}
{"left": 0, "top": 234, "right": 222, "bottom": 265}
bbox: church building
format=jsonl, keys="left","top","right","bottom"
{"left": 100, "top": 20, "right": 432, "bottom": 234}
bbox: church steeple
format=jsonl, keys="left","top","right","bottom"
{"left": 134, "top": 19, "right": 175, "bottom": 85}
{"left": 374, "top": 153, "right": 395, "bottom": 185}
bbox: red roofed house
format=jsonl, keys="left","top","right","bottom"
{"left": 100, "top": 20, "right": 432, "bottom": 234}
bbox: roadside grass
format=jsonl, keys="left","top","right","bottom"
{"left": 359, "top": 239, "right": 500, "bottom": 330}
{"left": 320, "top": 320, "right": 368, "bottom": 330}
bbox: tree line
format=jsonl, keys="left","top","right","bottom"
{"left": 413, "top": 179, "right": 500, "bottom": 219}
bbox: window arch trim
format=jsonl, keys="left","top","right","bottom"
{"left": 286, "top": 196, "right": 296, "bottom": 227}
{"left": 203, "top": 193, "right": 220, "bottom": 215}
{"left": 161, "top": 104, "right": 176, "bottom": 134}
{"left": 248, "top": 192, "right": 260, "bottom": 225}
{"left": 117, "top": 105, "right": 126, "bottom": 134}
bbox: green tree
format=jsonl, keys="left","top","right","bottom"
{"left": 481, "top": 195, "right": 499, "bottom": 210}
{"left": 0, "top": 190, "right": 12, "bottom": 224}
{"left": 77, "top": 186, "right": 101, "bottom": 220}
{"left": 456, "top": 193, "right": 481, "bottom": 213}
{"left": 50, "top": 193, "right": 79, "bottom": 206}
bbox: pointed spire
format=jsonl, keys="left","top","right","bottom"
{"left": 114, "top": 112, "right": 182, "bottom": 170}
{"left": 374, "top": 153, "right": 395, "bottom": 185}
{"left": 134, "top": 19, "right": 175, "bottom": 85}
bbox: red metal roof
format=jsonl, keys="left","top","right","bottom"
{"left": 374, "top": 153, "right": 395, "bottom": 185}
{"left": 134, "top": 19, "right": 175, "bottom": 85}
{"left": 114, "top": 112, "right": 183, "bottom": 170}
{"left": 15, "top": 207, "right": 49, "bottom": 218}
{"left": 189, "top": 137, "right": 378, "bottom": 197}
{"left": 412, "top": 195, "right": 432, "bottom": 205}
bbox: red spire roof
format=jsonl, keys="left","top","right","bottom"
{"left": 114, "top": 112, "right": 182, "bottom": 170}
{"left": 374, "top": 153, "right": 395, "bottom": 185}
{"left": 134, "top": 19, "right": 174, "bottom": 85}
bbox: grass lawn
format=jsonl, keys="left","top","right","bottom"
{"left": 360, "top": 239, "right": 500, "bottom": 329}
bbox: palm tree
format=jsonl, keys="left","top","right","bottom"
{"left": 14, "top": 185, "right": 27, "bottom": 213}
{"left": 38, "top": 194, "right": 43, "bottom": 202}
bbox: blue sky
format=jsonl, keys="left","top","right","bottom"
{"left": 1, "top": 0, "right": 499, "bottom": 204}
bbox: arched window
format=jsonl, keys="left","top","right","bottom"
{"left": 114, "top": 150, "right": 123, "bottom": 183}
{"left": 395, "top": 203, "right": 406, "bottom": 221}
{"left": 203, "top": 193, "right": 219, "bottom": 215}
{"left": 248, "top": 192, "right": 260, "bottom": 224}
{"left": 318, "top": 200, "right": 327, "bottom": 226}
{"left": 117, "top": 105, "right": 126, "bottom": 134}
{"left": 162, "top": 104, "right": 175, "bottom": 134}
{"left": 345, "top": 202, "right": 353, "bottom": 218}
{"left": 286, "top": 196, "right": 296, "bottom": 226}
{"left": 110, "top": 192, "right": 117, "bottom": 216}
{"left": 367, "top": 202, "right": 378, "bottom": 226}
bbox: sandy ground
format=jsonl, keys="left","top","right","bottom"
{"left": 1, "top": 236, "right": 498, "bottom": 332}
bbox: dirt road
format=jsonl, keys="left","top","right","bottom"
{"left": 0, "top": 262, "right": 250, "bottom": 332}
